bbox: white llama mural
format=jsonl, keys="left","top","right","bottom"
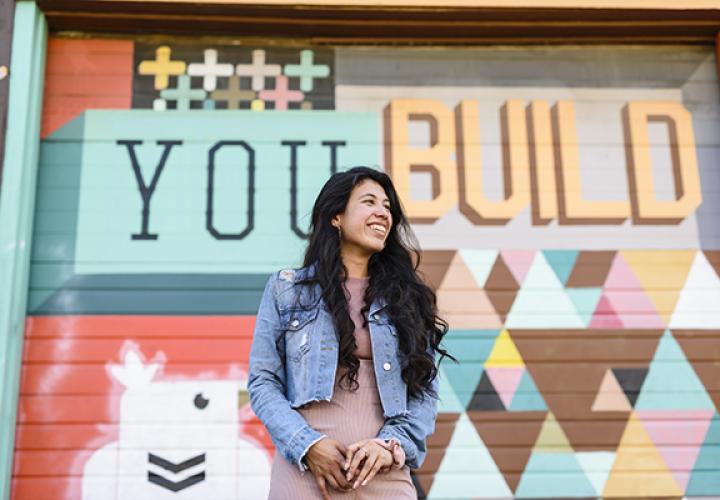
{"left": 82, "top": 346, "right": 271, "bottom": 500}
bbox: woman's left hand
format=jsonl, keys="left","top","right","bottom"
{"left": 344, "top": 438, "right": 393, "bottom": 488}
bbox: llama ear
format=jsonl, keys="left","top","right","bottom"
{"left": 109, "top": 349, "right": 159, "bottom": 389}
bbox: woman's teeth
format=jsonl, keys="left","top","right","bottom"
{"left": 369, "top": 224, "right": 386, "bottom": 236}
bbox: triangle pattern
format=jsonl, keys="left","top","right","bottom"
{"left": 686, "top": 412, "right": 720, "bottom": 496}
{"left": 485, "top": 329, "right": 524, "bottom": 368}
{"left": 534, "top": 412, "right": 573, "bottom": 453}
{"left": 543, "top": 249, "right": 579, "bottom": 285}
{"left": 458, "top": 249, "right": 498, "bottom": 288}
{"left": 470, "top": 410, "right": 547, "bottom": 494}
{"left": 566, "top": 287, "right": 603, "bottom": 327}
{"left": 437, "top": 252, "right": 502, "bottom": 329}
{"left": 575, "top": 451, "right": 616, "bottom": 497}
{"left": 603, "top": 412, "right": 683, "bottom": 498}
{"left": 589, "top": 293, "right": 624, "bottom": 329}
{"left": 500, "top": 250, "right": 536, "bottom": 284}
{"left": 508, "top": 368, "right": 548, "bottom": 411}
{"left": 467, "top": 371, "right": 505, "bottom": 411}
{"left": 612, "top": 368, "right": 648, "bottom": 407}
{"left": 592, "top": 369, "right": 632, "bottom": 412}
{"left": 621, "top": 250, "right": 696, "bottom": 325}
{"left": 484, "top": 366, "right": 525, "bottom": 408}
{"left": 484, "top": 255, "right": 520, "bottom": 324}
{"left": 427, "top": 412, "right": 513, "bottom": 498}
{"left": 515, "top": 414, "right": 595, "bottom": 498}
{"left": 505, "top": 252, "right": 585, "bottom": 328}
{"left": 437, "top": 364, "right": 465, "bottom": 413}
{"left": 636, "top": 409, "right": 715, "bottom": 492}
{"left": 603, "top": 252, "right": 665, "bottom": 328}
{"left": 415, "top": 413, "right": 460, "bottom": 497}
{"left": 670, "top": 251, "right": 720, "bottom": 328}
{"left": 440, "top": 329, "right": 496, "bottom": 409}
{"left": 635, "top": 329, "right": 715, "bottom": 411}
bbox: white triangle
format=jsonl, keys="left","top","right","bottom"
{"left": 575, "top": 451, "right": 616, "bottom": 496}
{"left": 505, "top": 253, "right": 585, "bottom": 328}
{"left": 459, "top": 249, "right": 499, "bottom": 287}
{"left": 427, "top": 413, "right": 512, "bottom": 499}
{"left": 669, "top": 252, "right": 720, "bottom": 328}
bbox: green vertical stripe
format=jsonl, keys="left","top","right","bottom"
{"left": 0, "top": 2, "right": 46, "bottom": 498}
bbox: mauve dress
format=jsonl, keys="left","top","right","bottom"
{"left": 267, "top": 276, "right": 416, "bottom": 499}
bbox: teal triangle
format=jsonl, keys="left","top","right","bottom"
{"left": 635, "top": 329, "right": 715, "bottom": 411}
{"left": 686, "top": 412, "right": 720, "bottom": 496}
{"left": 509, "top": 369, "right": 547, "bottom": 411}
{"left": 437, "top": 364, "right": 465, "bottom": 413}
{"left": 566, "top": 287, "right": 603, "bottom": 327}
{"left": 515, "top": 452, "right": 597, "bottom": 498}
{"left": 441, "top": 329, "right": 497, "bottom": 408}
{"left": 543, "top": 250, "right": 579, "bottom": 285}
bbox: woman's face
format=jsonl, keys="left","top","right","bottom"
{"left": 332, "top": 179, "right": 393, "bottom": 255}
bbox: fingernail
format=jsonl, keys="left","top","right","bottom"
{"left": 346, "top": 473, "right": 351, "bottom": 481}
{"left": 353, "top": 481, "right": 359, "bottom": 489}
{"left": 362, "top": 479, "right": 367, "bottom": 486}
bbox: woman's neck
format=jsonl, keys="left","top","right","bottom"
{"left": 339, "top": 249, "right": 370, "bottom": 279}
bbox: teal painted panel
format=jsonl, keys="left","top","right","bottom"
{"left": 40, "top": 110, "right": 378, "bottom": 274}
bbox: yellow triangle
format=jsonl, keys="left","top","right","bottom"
{"left": 485, "top": 329, "right": 524, "bottom": 368}
{"left": 620, "top": 250, "right": 696, "bottom": 324}
{"left": 603, "top": 412, "right": 683, "bottom": 498}
{"left": 534, "top": 412, "right": 573, "bottom": 453}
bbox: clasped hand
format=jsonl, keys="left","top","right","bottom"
{"left": 305, "top": 437, "right": 393, "bottom": 499}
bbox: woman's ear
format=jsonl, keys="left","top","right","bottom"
{"left": 331, "top": 214, "right": 342, "bottom": 229}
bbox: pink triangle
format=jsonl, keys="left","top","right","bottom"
{"left": 636, "top": 409, "right": 715, "bottom": 491}
{"left": 589, "top": 293, "right": 624, "bottom": 329}
{"left": 484, "top": 366, "right": 525, "bottom": 408}
{"left": 500, "top": 250, "right": 536, "bottom": 284}
{"left": 604, "top": 254, "right": 664, "bottom": 328}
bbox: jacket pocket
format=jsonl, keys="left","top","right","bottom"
{"left": 283, "top": 307, "right": 319, "bottom": 363}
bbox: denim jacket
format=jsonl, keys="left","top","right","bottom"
{"left": 247, "top": 263, "right": 439, "bottom": 472}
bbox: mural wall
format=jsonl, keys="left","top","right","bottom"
{"left": 11, "top": 37, "right": 720, "bottom": 499}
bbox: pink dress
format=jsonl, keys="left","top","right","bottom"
{"left": 267, "top": 276, "right": 416, "bottom": 499}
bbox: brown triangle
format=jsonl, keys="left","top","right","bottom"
{"left": 509, "top": 328, "right": 664, "bottom": 450}
{"left": 414, "top": 412, "right": 459, "bottom": 496}
{"left": 468, "top": 410, "right": 546, "bottom": 493}
{"left": 417, "top": 250, "right": 456, "bottom": 291}
{"left": 566, "top": 250, "right": 615, "bottom": 287}
{"left": 704, "top": 250, "right": 720, "bottom": 279}
{"left": 673, "top": 329, "right": 720, "bottom": 412}
{"left": 485, "top": 254, "right": 520, "bottom": 323}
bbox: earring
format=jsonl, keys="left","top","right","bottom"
{"left": 337, "top": 226, "right": 342, "bottom": 240}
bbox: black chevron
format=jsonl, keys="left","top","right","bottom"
{"left": 148, "top": 452, "right": 206, "bottom": 473}
{"left": 148, "top": 471, "right": 206, "bottom": 492}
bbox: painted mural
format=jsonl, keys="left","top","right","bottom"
{"left": 11, "top": 37, "right": 720, "bottom": 499}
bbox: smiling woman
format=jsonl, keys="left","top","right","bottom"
{"left": 247, "top": 166, "right": 455, "bottom": 499}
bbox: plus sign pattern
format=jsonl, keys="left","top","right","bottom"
{"left": 133, "top": 44, "right": 334, "bottom": 111}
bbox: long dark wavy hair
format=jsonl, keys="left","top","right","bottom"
{"left": 295, "top": 166, "right": 455, "bottom": 401}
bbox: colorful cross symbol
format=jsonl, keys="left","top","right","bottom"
{"left": 187, "top": 49, "right": 234, "bottom": 91}
{"left": 283, "top": 50, "right": 330, "bottom": 92}
{"left": 138, "top": 46, "right": 187, "bottom": 90}
{"left": 258, "top": 75, "right": 303, "bottom": 110}
{"left": 235, "top": 49, "right": 281, "bottom": 91}
{"left": 211, "top": 76, "right": 256, "bottom": 109}
{"left": 160, "top": 75, "right": 206, "bottom": 110}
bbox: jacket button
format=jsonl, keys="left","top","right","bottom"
{"left": 383, "top": 362, "right": 391, "bottom": 371}
{"left": 291, "top": 319, "right": 299, "bottom": 327}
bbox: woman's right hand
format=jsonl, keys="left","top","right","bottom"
{"left": 305, "top": 437, "right": 353, "bottom": 499}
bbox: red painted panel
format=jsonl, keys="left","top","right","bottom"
{"left": 41, "top": 39, "right": 133, "bottom": 138}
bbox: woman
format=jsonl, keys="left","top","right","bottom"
{"left": 248, "top": 166, "right": 453, "bottom": 499}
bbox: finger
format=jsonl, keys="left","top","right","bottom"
{"left": 362, "top": 459, "right": 384, "bottom": 487}
{"left": 325, "top": 471, "right": 343, "bottom": 492}
{"left": 314, "top": 474, "right": 331, "bottom": 500}
{"left": 353, "top": 453, "right": 379, "bottom": 489}
{"left": 347, "top": 448, "right": 366, "bottom": 481}
{"left": 329, "top": 462, "right": 352, "bottom": 490}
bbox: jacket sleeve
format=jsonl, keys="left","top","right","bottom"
{"left": 247, "top": 273, "right": 326, "bottom": 471}
{"left": 375, "top": 353, "right": 439, "bottom": 470}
